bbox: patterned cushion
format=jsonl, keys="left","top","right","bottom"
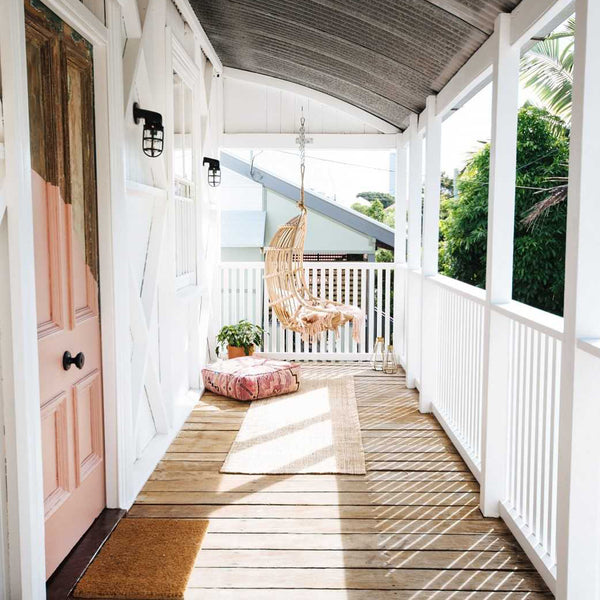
{"left": 202, "top": 357, "right": 301, "bottom": 401}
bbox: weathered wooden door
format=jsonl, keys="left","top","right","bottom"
{"left": 25, "top": 0, "right": 105, "bottom": 578}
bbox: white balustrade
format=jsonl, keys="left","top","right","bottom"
{"left": 497, "top": 303, "right": 562, "bottom": 583}
{"left": 430, "top": 276, "right": 485, "bottom": 475}
{"left": 219, "top": 262, "right": 395, "bottom": 360}
{"left": 420, "top": 274, "right": 562, "bottom": 587}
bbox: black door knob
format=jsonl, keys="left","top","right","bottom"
{"left": 62, "top": 351, "right": 85, "bottom": 371}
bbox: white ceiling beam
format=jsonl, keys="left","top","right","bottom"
{"left": 434, "top": 0, "right": 574, "bottom": 120}
{"left": 221, "top": 133, "right": 398, "bottom": 150}
{"left": 510, "top": 0, "right": 575, "bottom": 46}
{"left": 224, "top": 68, "right": 400, "bottom": 135}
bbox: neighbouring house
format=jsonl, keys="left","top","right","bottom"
{"left": 219, "top": 153, "right": 394, "bottom": 262}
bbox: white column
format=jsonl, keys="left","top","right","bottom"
{"left": 405, "top": 113, "right": 423, "bottom": 388}
{"left": 393, "top": 132, "right": 408, "bottom": 363}
{"left": 407, "top": 113, "right": 422, "bottom": 271}
{"left": 556, "top": 0, "right": 600, "bottom": 596}
{"left": 394, "top": 132, "right": 408, "bottom": 264}
{"left": 421, "top": 95, "right": 442, "bottom": 278}
{"left": 102, "top": 0, "right": 135, "bottom": 508}
{"left": 0, "top": 0, "right": 46, "bottom": 595}
{"left": 419, "top": 95, "right": 442, "bottom": 412}
{"left": 480, "top": 12, "right": 520, "bottom": 516}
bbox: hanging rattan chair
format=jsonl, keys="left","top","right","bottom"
{"left": 263, "top": 114, "right": 364, "bottom": 343}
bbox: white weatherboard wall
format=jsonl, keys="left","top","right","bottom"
{"left": 121, "top": 0, "right": 223, "bottom": 497}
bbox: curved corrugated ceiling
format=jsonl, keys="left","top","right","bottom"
{"left": 190, "top": 0, "right": 521, "bottom": 129}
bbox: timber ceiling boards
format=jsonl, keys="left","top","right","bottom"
{"left": 190, "top": 0, "right": 521, "bottom": 130}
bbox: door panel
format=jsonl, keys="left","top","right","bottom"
{"left": 25, "top": 0, "right": 105, "bottom": 578}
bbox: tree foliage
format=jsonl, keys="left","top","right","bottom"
{"left": 440, "top": 106, "right": 569, "bottom": 315}
{"left": 356, "top": 191, "right": 395, "bottom": 208}
{"left": 351, "top": 197, "right": 395, "bottom": 262}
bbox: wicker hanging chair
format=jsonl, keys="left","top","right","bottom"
{"left": 263, "top": 114, "right": 364, "bottom": 344}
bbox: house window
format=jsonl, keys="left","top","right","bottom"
{"left": 173, "top": 72, "right": 196, "bottom": 288}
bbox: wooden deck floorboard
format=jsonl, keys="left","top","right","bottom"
{"left": 130, "top": 363, "right": 553, "bottom": 598}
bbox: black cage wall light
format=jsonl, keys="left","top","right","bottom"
{"left": 133, "top": 103, "right": 164, "bottom": 158}
{"left": 203, "top": 157, "right": 221, "bottom": 187}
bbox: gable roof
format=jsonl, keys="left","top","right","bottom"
{"left": 221, "top": 152, "right": 395, "bottom": 250}
{"left": 190, "top": 0, "right": 521, "bottom": 129}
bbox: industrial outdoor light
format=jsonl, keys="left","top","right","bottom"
{"left": 203, "top": 157, "right": 221, "bottom": 187}
{"left": 133, "top": 103, "right": 164, "bottom": 158}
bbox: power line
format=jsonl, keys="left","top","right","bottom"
{"left": 271, "top": 149, "right": 394, "bottom": 173}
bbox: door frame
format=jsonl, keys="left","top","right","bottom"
{"left": 0, "top": 0, "right": 131, "bottom": 594}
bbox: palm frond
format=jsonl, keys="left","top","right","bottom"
{"left": 522, "top": 185, "right": 568, "bottom": 227}
{"left": 520, "top": 18, "right": 574, "bottom": 122}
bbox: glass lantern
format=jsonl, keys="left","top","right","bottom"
{"left": 383, "top": 345, "right": 398, "bottom": 374}
{"left": 370, "top": 337, "right": 385, "bottom": 371}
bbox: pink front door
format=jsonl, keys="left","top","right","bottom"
{"left": 25, "top": 0, "right": 106, "bottom": 578}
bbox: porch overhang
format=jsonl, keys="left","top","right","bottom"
{"left": 189, "top": 0, "right": 522, "bottom": 129}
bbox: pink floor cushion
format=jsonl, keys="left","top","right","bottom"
{"left": 202, "top": 357, "right": 301, "bottom": 401}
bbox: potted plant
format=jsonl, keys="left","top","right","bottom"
{"left": 216, "top": 320, "right": 265, "bottom": 359}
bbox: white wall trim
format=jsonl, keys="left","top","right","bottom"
{"left": 100, "top": 0, "right": 135, "bottom": 509}
{"left": 0, "top": 0, "right": 46, "bottom": 595}
{"left": 224, "top": 67, "right": 400, "bottom": 134}
{"left": 0, "top": 0, "right": 135, "bottom": 593}
{"left": 43, "top": 0, "right": 108, "bottom": 45}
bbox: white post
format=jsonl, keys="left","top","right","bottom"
{"left": 0, "top": 0, "right": 46, "bottom": 595}
{"left": 102, "top": 0, "right": 135, "bottom": 508}
{"left": 405, "top": 113, "right": 423, "bottom": 388}
{"left": 394, "top": 132, "right": 408, "bottom": 264}
{"left": 421, "top": 95, "right": 442, "bottom": 278}
{"left": 393, "top": 132, "right": 408, "bottom": 364}
{"left": 420, "top": 95, "right": 442, "bottom": 412}
{"left": 479, "top": 13, "right": 520, "bottom": 516}
{"left": 556, "top": 0, "right": 600, "bottom": 596}
{"left": 407, "top": 114, "right": 422, "bottom": 272}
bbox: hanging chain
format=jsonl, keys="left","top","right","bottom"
{"left": 298, "top": 109, "right": 306, "bottom": 209}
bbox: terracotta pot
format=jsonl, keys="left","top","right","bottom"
{"left": 227, "top": 345, "right": 255, "bottom": 359}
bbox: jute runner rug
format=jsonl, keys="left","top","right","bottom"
{"left": 221, "top": 374, "right": 366, "bottom": 475}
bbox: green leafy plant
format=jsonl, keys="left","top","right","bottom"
{"left": 216, "top": 320, "right": 265, "bottom": 356}
{"left": 439, "top": 105, "right": 569, "bottom": 316}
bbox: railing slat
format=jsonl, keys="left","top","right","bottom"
{"left": 218, "top": 262, "right": 392, "bottom": 360}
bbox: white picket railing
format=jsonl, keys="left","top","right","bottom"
{"left": 495, "top": 303, "right": 562, "bottom": 582}
{"left": 431, "top": 276, "right": 485, "bottom": 476}
{"left": 422, "top": 275, "right": 563, "bottom": 587}
{"left": 219, "top": 262, "right": 395, "bottom": 360}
